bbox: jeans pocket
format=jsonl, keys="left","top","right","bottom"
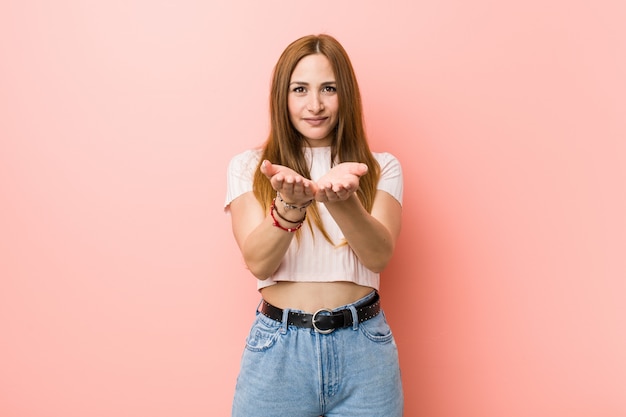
{"left": 359, "top": 311, "right": 394, "bottom": 344}
{"left": 245, "top": 314, "right": 282, "bottom": 352}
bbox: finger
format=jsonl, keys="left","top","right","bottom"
{"left": 291, "top": 177, "right": 306, "bottom": 195}
{"left": 356, "top": 163, "right": 368, "bottom": 176}
{"left": 332, "top": 188, "right": 348, "bottom": 201}
{"left": 324, "top": 187, "right": 339, "bottom": 202}
{"left": 315, "top": 191, "right": 328, "bottom": 202}
{"left": 260, "top": 160, "right": 276, "bottom": 177}
{"left": 303, "top": 181, "right": 317, "bottom": 197}
{"left": 271, "top": 175, "right": 284, "bottom": 191}
{"left": 281, "top": 180, "right": 295, "bottom": 196}
{"left": 343, "top": 162, "right": 368, "bottom": 177}
{"left": 333, "top": 186, "right": 349, "bottom": 199}
{"left": 332, "top": 182, "right": 346, "bottom": 193}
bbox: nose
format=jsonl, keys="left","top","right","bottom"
{"left": 307, "top": 93, "right": 324, "bottom": 113}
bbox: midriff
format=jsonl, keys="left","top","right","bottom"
{"left": 260, "top": 281, "right": 374, "bottom": 313}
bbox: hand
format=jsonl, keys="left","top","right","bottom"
{"left": 260, "top": 160, "right": 317, "bottom": 205}
{"left": 315, "top": 162, "right": 368, "bottom": 203}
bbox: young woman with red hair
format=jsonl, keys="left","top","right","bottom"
{"left": 225, "top": 34, "right": 404, "bottom": 417}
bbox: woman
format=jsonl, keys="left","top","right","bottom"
{"left": 225, "top": 34, "right": 404, "bottom": 417}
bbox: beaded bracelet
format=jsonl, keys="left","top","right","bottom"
{"left": 276, "top": 192, "right": 313, "bottom": 212}
{"left": 270, "top": 199, "right": 305, "bottom": 232}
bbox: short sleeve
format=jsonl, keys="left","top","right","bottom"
{"left": 374, "top": 152, "right": 403, "bottom": 206}
{"left": 224, "top": 149, "right": 262, "bottom": 212}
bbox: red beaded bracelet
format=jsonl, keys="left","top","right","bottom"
{"left": 270, "top": 199, "right": 305, "bottom": 232}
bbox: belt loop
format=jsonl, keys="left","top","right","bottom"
{"left": 280, "top": 307, "right": 290, "bottom": 334}
{"left": 348, "top": 305, "right": 359, "bottom": 330}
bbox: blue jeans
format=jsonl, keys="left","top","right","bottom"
{"left": 232, "top": 292, "right": 404, "bottom": 417}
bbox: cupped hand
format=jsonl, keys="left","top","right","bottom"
{"left": 260, "top": 160, "right": 317, "bottom": 205}
{"left": 315, "top": 162, "right": 368, "bottom": 203}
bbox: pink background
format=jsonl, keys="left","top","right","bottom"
{"left": 1, "top": 1, "right": 625, "bottom": 416}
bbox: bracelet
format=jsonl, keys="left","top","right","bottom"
{"left": 270, "top": 199, "right": 305, "bottom": 232}
{"left": 276, "top": 192, "right": 313, "bottom": 212}
{"left": 273, "top": 198, "right": 306, "bottom": 224}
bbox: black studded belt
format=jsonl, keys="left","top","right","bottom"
{"left": 258, "top": 292, "right": 381, "bottom": 334}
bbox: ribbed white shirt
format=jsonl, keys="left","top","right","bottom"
{"left": 224, "top": 146, "right": 403, "bottom": 290}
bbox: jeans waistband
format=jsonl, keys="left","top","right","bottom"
{"left": 258, "top": 291, "right": 380, "bottom": 334}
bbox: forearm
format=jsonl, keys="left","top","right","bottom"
{"left": 241, "top": 217, "right": 292, "bottom": 279}
{"left": 324, "top": 194, "right": 396, "bottom": 273}
{"left": 241, "top": 202, "right": 306, "bottom": 279}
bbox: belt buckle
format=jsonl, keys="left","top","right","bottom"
{"left": 312, "top": 308, "right": 335, "bottom": 334}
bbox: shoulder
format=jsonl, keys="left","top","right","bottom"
{"left": 371, "top": 151, "right": 403, "bottom": 203}
{"left": 225, "top": 148, "right": 263, "bottom": 209}
{"left": 372, "top": 151, "right": 400, "bottom": 164}
{"left": 227, "top": 148, "right": 263, "bottom": 174}
{"left": 372, "top": 152, "right": 402, "bottom": 175}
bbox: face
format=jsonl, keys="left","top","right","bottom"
{"left": 288, "top": 54, "right": 339, "bottom": 147}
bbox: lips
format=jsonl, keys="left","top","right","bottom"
{"left": 303, "top": 117, "right": 327, "bottom": 126}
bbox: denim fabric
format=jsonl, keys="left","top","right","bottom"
{"left": 232, "top": 292, "right": 404, "bottom": 417}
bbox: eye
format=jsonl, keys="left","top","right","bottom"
{"left": 291, "top": 86, "right": 306, "bottom": 93}
{"left": 322, "top": 86, "right": 337, "bottom": 93}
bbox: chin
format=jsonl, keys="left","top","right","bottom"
{"left": 304, "top": 137, "right": 333, "bottom": 146}
{"left": 305, "top": 131, "right": 334, "bottom": 142}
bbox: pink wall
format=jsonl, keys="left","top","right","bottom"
{"left": 1, "top": 1, "right": 625, "bottom": 416}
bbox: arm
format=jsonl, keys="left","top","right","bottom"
{"left": 229, "top": 160, "right": 317, "bottom": 280}
{"left": 316, "top": 163, "right": 402, "bottom": 273}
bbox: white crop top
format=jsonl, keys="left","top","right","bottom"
{"left": 224, "top": 146, "right": 403, "bottom": 290}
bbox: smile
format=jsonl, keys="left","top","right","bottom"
{"left": 303, "top": 117, "right": 328, "bottom": 126}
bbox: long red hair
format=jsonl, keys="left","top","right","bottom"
{"left": 253, "top": 34, "right": 380, "bottom": 243}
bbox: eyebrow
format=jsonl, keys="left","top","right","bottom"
{"left": 289, "top": 81, "right": 336, "bottom": 86}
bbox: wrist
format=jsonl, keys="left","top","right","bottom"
{"left": 270, "top": 199, "right": 306, "bottom": 233}
{"left": 274, "top": 202, "right": 306, "bottom": 224}
{"left": 276, "top": 191, "right": 313, "bottom": 212}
